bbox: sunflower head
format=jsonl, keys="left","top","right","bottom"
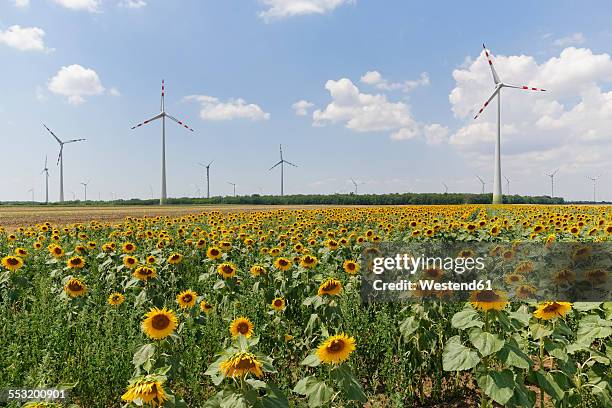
{"left": 271, "top": 297, "right": 286, "bottom": 311}
{"left": 343, "top": 260, "right": 360, "bottom": 275}
{"left": 217, "top": 262, "right": 237, "bottom": 279}
{"left": 207, "top": 246, "right": 222, "bottom": 260}
{"left": 533, "top": 301, "right": 572, "bottom": 320}
{"left": 121, "top": 376, "right": 168, "bottom": 407}
{"left": 64, "top": 277, "right": 87, "bottom": 298}
{"left": 229, "top": 316, "right": 254, "bottom": 338}
{"left": 176, "top": 289, "right": 197, "bottom": 308}
{"left": 142, "top": 307, "right": 178, "bottom": 340}
{"left": 2, "top": 255, "right": 24, "bottom": 272}
{"left": 123, "top": 256, "right": 139, "bottom": 269}
{"left": 300, "top": 255, "right": 319, "bottom": 269}
{"left": 316, "top": 333, "right": 356, "bottom": 365}
{"left": 167, "top": 253, "right": 183, "bottom": 265}
{"left": 108, "top": 292, "right": 125, "bottom": 306}
{"left": 133, "top": 266, "right": 157, "bottom": 281}
{"left": 250, "top": 264, "right": 265, "bottom": 277}
{"left": 219, "top": 351, "right": 263, "bottom": 379}
{"left": 200, "top": 300, "right": 214, "bottom": 314}
{"left": 318, "top": 278, "right": 342, "bottom": 296}
{"left": 469, "top": 290, "right": 507, "bottom": 312}
{"left": 122, "top": 242, "right": 136, "bottom": 253}
{"left": 274, "top": 257, "right": 292, "bottom": 271}
{"left": 67, "top": 256, "right": 85, "bottom": 269}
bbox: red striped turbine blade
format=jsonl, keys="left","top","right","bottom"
{"left": 130, "top": 113, "right": 162, "bottom": 130}
{"left": 520, "top": 85, "right": 546, "bottom": 91}
{"left": 166, "top": 114, "right": 195, "bottom": 131}
{"left": 482, "top": 44, "right": 501, "bottom": 85}
{"left": 473, "top": 88, "right": 500, "bottom": 120}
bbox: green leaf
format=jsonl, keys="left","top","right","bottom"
{"left": 476, "top": 369, "right": 515, "bottom": 405}
{"left": 587, "top": 364, "right": 612, "bottom": 405}
{"left": 132, "top": 343, "right": 155, "bottom": 368}
{"left": 508, "top": 310, "right": 531, "bottom": 327}
{"left": 469, "top": 328, "right": 504, "bottom": 357}
{"left": 246, "top": 379, "right": 267, "bottom": 389}
{"left": 507, "top": 380, "right": 536, "bottom": 408}
{"left": 451, "top": 308, "right": 484, "bottom": 330}
{"left": 529, "top": 321, "right": 553, "bottom": 340}
{"left": 442, "top": 336, "right": 480, "bottom": 371}
{"left": 497, "top": 340, "right": 532, "bottom": 369}
{"left": 576, "top": 315, "right": 612, "bottom": 346}
{"left": 330, "top": 364, "right": 366, "bottom": 403}
{"left": 293, "top": 377, "right": 332, "bottom": 408}
{"left": 262, "top": 383, "right": 289, "bottom": 408}
{"left": 533, "top": 369, "right": 564, "bottom": 402}
{"left": 572, "top": 302, "right": 601, "bottom": 312}
{"left": 544, "top": 339, "right": 567, "bottom": 362}
{"left": 300, "top": 353, "right": 320, "bottom": 367}
{"left": 399, "top": 316, "right": 419, "bottom": 342}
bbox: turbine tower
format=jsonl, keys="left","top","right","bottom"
{"left": 442, "top": 182, "right": 448, "bottom": 194}
{"left": 586, "top": 175, "right": 600, "bottom": 203}
{"left": 504, "top": 176, "right": 511, "bottom": 195}
{"left": 474, "top": 44, "right": 546, "bottom": 204}
{"left": 269, "top": 145, "right": 297, "bottom": 196}
{"left": 43, "top": 124, "right": 85, "bottom": 203}
{"left": 28, "top": 188, "right": 34, "bottom": 203}
{"left": 131, "top": 80, "right": 194, "bottom": 205}
{"left": 547, "top": 169, "right": 559, "bottom": 197}
{"left": 41, "top": 155, "right": 50, "bottom": 204}
{"left": 350, "top": 178, "right": 364, "bottom": 194}
{"left": 198, "top": 160, "right": 214, "bottom": 199}
{"left": 80, "top": 180, "right": 90, "bottom": 202}
{"left": 476, "top": 175, "right": 486, "bottom": 194}
{"left": 227, "top": 182, "right": 236, "bottom": 197}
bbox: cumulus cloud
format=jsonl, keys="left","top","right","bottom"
{"left": 448, "top": 46, "right": 612, "bottom": 179}
{"left": 292, "top": 100, "right": 314, "bottom": 116}
{"left": 360, "top": 70, "right": 430, "bottom": 92}
{"left": 14, "top": 0, "right": 30, "bottom": 7}
{"left": 48, "top": 64, "right": 105, "bottom": 104}
{"left": 52, "top": 0, "right": 100, "bottom": 12}
{"left": 109, "top": 87, "right": 121, "bottom": 96}
{"left": 553, "top": 32, "right": 586, "bottom": 47}
{"left": 258, "top": 0, "right": 353, "bottom": 21}
{"left": 185, "top": 95, "right": 270, "bottom": 121}
{"left": 0, "top": 25, "right": 48, "bottom": 52}
{"left": 119, "top": 0, "right": 146, "bottom": 8}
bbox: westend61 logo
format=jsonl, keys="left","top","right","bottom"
{"left": 360, "top": 241, "right": 611, "bottom": 303}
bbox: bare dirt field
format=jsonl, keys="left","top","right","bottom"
{"left": 0, "top": 204, "right": 335, "bottom": 230}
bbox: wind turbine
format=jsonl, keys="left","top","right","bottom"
{"left": 43, "top": 124, "right": 85, "bottom": 203}
{"left": 27, "top": 188, "right": 34, "bottom": 203}
{"left": 474, "top": 44, "right": 546, "bottom": 204}
{"left": 586, "top": 175, "right": 600, "bottom": 203}
{"left": 198, "top": 160, "right": 214, "bottom": 198}
{"left": 227, "top": 182, "right": 236, "bottom": 197}
{"left": 504, "top": 176, "right": 511, "bottom": 195}
{"left": 476, "top": 175, "right": 486, "bottom": 194}
{"left": 80, "top": 180, "right": 90, "bottom": 202}
{"left": 350, "top": 178, "right": 365, "bottom": 194}
{"left": 269, "top": 145, "right": 297, "bottom": 196}
{"left": 41, "top": 155, "right": 50, "bottom": 204}
{"left": 442, "top": 182, "right": 449, "bottom": 194}
{"left": 547, "top": 169, "right": 559, "bottom": 197}
{"left": 131, "top": 80, "right": 194, "bottom": 205}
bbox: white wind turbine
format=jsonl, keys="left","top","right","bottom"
{"left": 474, "top": 44, "right": 547, "bottom": 204}
{"left": 504, "top": 175, "right": 511, "bottom": 195}
{"left": 27, "top": 188, "right": 34, "bottom": 203}
{"left": 442, "top": 182, "right": 449, "bottom": 194}
{"left": 350, "top": 178, "right": 365, "bottom": 194}
{"left": 41, "top": 155, "right": 50, "bottom": 204}
{"left": 227, "top": 182, "right": 236, "bottom": 197}
{"left": 476, "top": 175, "right": 486, "bottom": 194}
{"left": 586, "top": 175, "right": 600, "bottom": 203}
{"left": 547, "top": 169, "right": 559, "bottom": 197}
{"left": 80, "top": 180, "right": 90, "bottom": 202}
{"left": 43, "top": 124, "right": 86, "bottom": 203}
{"left": 131, "top": 80, "right": 195, "bottom": 205}
{"left": 198, "top": 160, "right": 214, "bottom": 199}
{"left": 269, "top": 144, "right": 297, "bottom": 196}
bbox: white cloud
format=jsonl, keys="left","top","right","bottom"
{"left": 119, "top": 0, "right": 146, "bottom": 8}
{"left": 448, "top": 47, "right": 612, "bottom": 178}
{"left": 360, "top": 70, "right": 429, "bottom": 92}
{"left": 52, "top": 0, "right": 100, "bottom": 12}
{"left": 423, "top": 123, "right": 450, "bottom": 145}
{"left": 48, "top": 64, "right": 105, "bottom": 105}
{"left": 553, "top": 32, "right": 586, "bottom": 47}
{"left": 258, "top": 0, "right": 353, "bottom": 21}
{"left": 109, "top": 87, "right": 121, "bottom": 96}
{"left": 292, "top": 100, "right": 314, "bottom": 116}
{"left": 35, "top": 86, "right": 47, "bottom": 101}
{"left": 14, "top": 0, "right": 30, "bottom": 7}
{"left": 0, "top": 25, "right": 48, "bottom": 52}
{"left": 185, "top": 95, "right": 270, "bottom": 121}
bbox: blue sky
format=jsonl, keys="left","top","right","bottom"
{"left": 1, "top": 0, "right": 611, "bottom": 201}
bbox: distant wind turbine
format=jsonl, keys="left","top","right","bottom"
{"left": 547, "top": 169, "right": 559, "bottom": 197}
{"left": 350, "top": 178, "right": 365, "bottom": 194}
{"left": 28, "top": 188, "right": 34, "bottom": 203}
{"left": 504, "top": 176, "right": 511, "bottom": 195}
{"left": 41, "top": 155, "right": 50, "bottom": 204}
{"left": 269, "top": 145, "right": 297, "bottom": 196}
{"left": 227, "top": 182, "right": 236, "bottom": 197}
{"left": 43, "top": 124, "right": 85, "bottom": 203}
{"left": 130, "top": 80, "right": 195, "bottom": 205}
{"left": 80, "top": 180, "right": 90, "bottom": 202}
{"left": 476, "top": 175, "right": 486, "bottom": 194}
{"left": 474, "top": 44, "right": 546, "bottom": 204}
{"left": 586, "top": 175, "right": 600, "bottom": 203}
{"left": 198, "top": 160, "right": 214, "bottom": 198}
{"left": 442, "top": 182, "right": 449, "bottom": 194}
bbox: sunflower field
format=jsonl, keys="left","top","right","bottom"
{"left": 0, "top": 205, "right": 611, "bottom": 408}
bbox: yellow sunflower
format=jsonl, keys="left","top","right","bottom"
{"left": 342, "top": 260, "right": 360, "bottom": 275}
{"left": 316, "top": 333, "right": 356, "bottom": 365}
{"left": 200, "top": 300, "right": 214, "bottom": 314}
{"left": 300, "top": 255, "right": 319, "bottom": 269}
{"left": 133, "top": 266, "right": 157, "bottom": 281}
{"left": 250, "top": 264, "right": 265, "bottom": 277}
{"left": 108, "top": 292, "right": 125, "bottom": 306}
{"left": 206, "top": 246, "right": 222, "bottom": 260}
{"left": 229, "top": 316, "right": 254, "bottom": 338}
{"left": 219, "top": 351, "right": 263, "bottom": 379}
{"left": 274, "top": 257, "right": 292, "bottom": 271}
{"left": 515, "top": 284, "right": 537, "bottom": 300}
{"left": 216, "top": 262, "right": 236, "bottom": 279}
{"left": 1, "top": 255, "right": 24, "bottom": 272}
{"left": 122, "top": 242, "right": 137, "bottom": 253}
{"left": 123, "top": 256, "right": 139, "bottom": 269}
{"left": 142, "top": 307, "right": 178, "bottom": 340}
{"left": 49, "top": 245, "right": 65, "bottom": 258}
{"left": 470, "top": 290, "right": 508, "bottom": 312}
{"left": 271, "top": 297, "right": 286, "bottom": 311}
{"left": 318, "top": 278, "right": 342, "bottom": 296}
{"left": 14, "top": 247, "right": 28, "bottom": 257}
{"left": 167, "top": 253, "right": 183, "bottom": 265}
{"left": 176, "top": 289, "right": 198, "bottom": 309}
{"left": 64, "top": 277, "right": 87, "bottom": 297}
{"left": 67, "top": 256, "right": 85, "bottom": 269}
{"left": 121, "top": 377, "right": 167, "bottom": 407}
{"left": 533, "top": 301, "right": 572, "bottom": 320}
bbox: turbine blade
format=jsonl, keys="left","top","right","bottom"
{"left": 208, "top": 160, "right": 214, "bottom": 167}
{"left": 160, "top": 79, "right": 165, "bottom": 111}
{"left": 483, "top": 44, "right": 501, "bottom": 85}
{"left": 43, "top": 124, "right": 62, "bottom": 144}
{"left": 166, "top": 113, "right": 195, "bottom": 131}
{"left": 56, "top": 147, "right": 62, "bottom": 166}
{"left": 130, "top": 113, "right": 163, "bottom": 130}
{"left": 473, "top": 88, "right": 500, "bottom": 120}
{"left": 284, "top": 160, "right": 298, "bottom": 167}
{"left": 505, "top": 83, "right": 546, "bottom": 92}
{"left": 269, "top": 161, "right": 282, "bottom": 171}
{"left": 64, "top": 138, "right": 86, "bottom": 144}
{"left": 44, "top": 155, "right": 48, "bottom": 168}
